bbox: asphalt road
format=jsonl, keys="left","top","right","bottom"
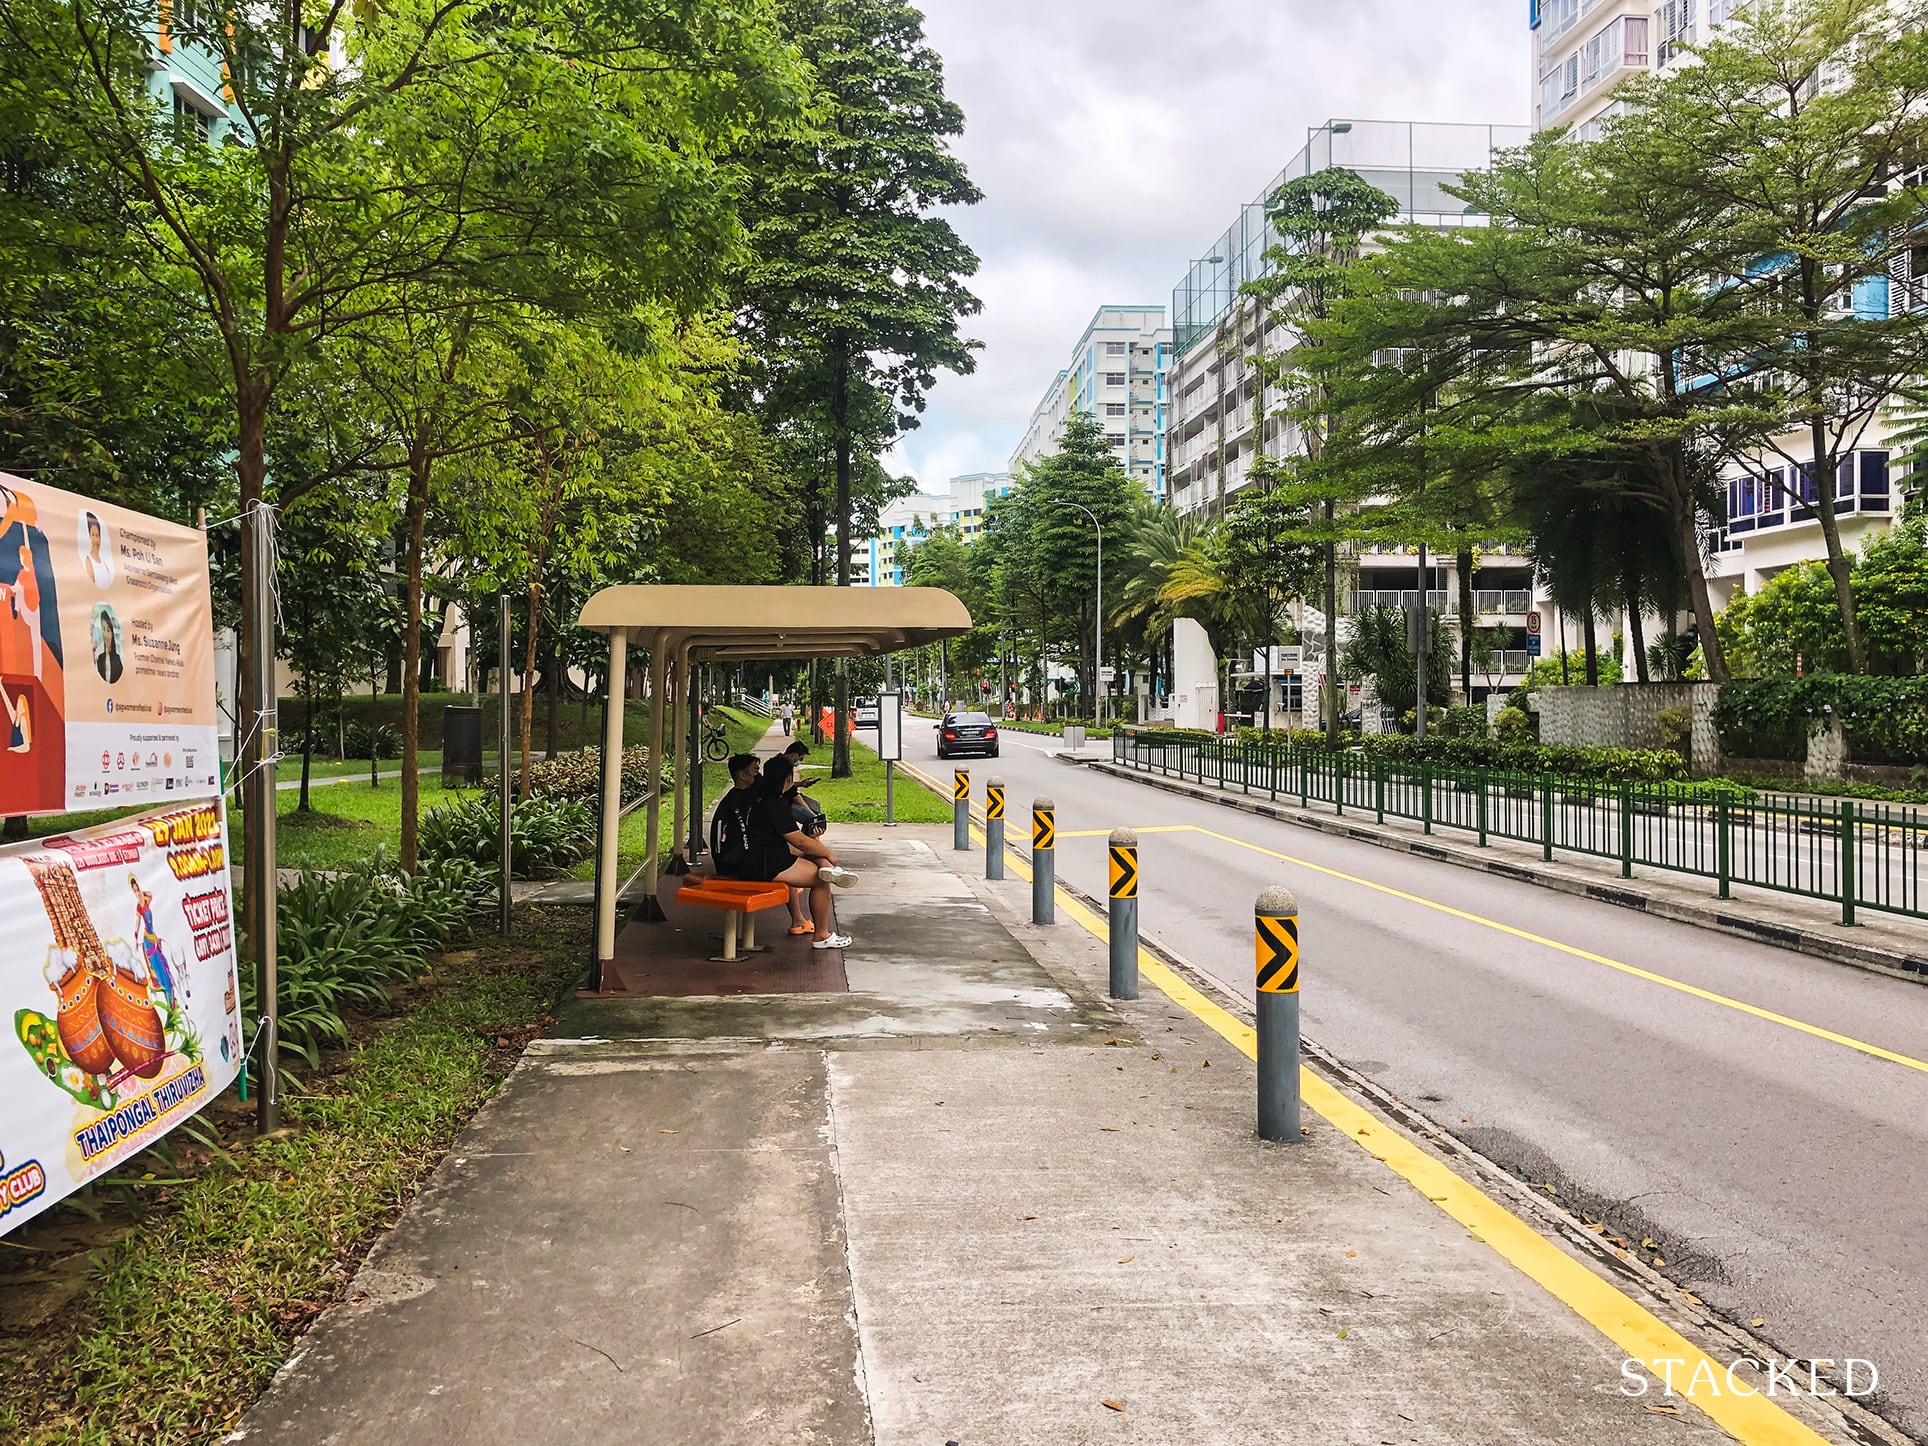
{"left": 885, "top": 721, "right": 1928, "bottom": 1438}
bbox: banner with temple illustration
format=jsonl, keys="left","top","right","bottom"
{"left": 0, "top": 472, "right": 221, "bottom": 818}
{"left": 0, "top": 799, "right": 241, "bottom": 1234}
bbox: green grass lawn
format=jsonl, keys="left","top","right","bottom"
{"left": 809, "top": 736, "right": 950, "bottom": 824}
{"left": 0, "top": 909, "right": 586, "bottom": 1446}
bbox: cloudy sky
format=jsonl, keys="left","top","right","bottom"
{"left": 888, "top": 0, "right": 1530, "bottom": 491}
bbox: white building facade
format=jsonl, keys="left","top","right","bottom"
{"left": 1009, "top": 306, "right": 1172, "bottom": 498}
{"left": 1166, "top": 120, "right": 1539, "bottom": 708}
{"left": 854, "top": 472, "right": 1017, "bottom": 588}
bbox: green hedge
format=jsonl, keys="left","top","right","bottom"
{"left": 1716, "top": 677, "right": 1928, "bottom": 765}
{"left": 1128, "top": 724, "right": 1689, "bottom": 782}
{"left": 1125, "top": 726, "right": 1751, "bottom": 800}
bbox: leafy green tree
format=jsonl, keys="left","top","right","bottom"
{"left": 1109, "top": 496, "right": 1214, "bottom": 701}
{"left": 1013, "top": 414, "right": 1136, "bottom": 716}
{"left": 1323, "top": 122, "right": 1777, "bottom": 684}
{"left": 1244, "top": 167, "right": 1399, "bottom": 741}
{"left": 1855, "top": 514, "right": 1928, "bottom": 675}
{"left": 1646, "top": 0, "right": 1928, "bottom": 673}
{"left": 274, "top": 487, "right": 399, "bottom": 810}
{"left": 3, "top": 1, "right": 799, "bottom": 905}
{"left": 737, "top": 0, "right": 981, "bottom": 771}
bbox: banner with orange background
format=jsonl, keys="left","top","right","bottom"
{"left": 0, "top": 799, "right": 241, "bottom": 1233}
{"left": 0, "top": 472, "right": 220, "bottom": 819}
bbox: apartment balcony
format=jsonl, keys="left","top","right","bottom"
{"left": 1353, "top": 587, "right": 1532, "bottom": 618}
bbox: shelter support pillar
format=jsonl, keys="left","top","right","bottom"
{"left": 639, "top": 631, "right": 669, "bottom": 921}
{"left": 593, "top": 631, "right": 630, "bottom": 982}
{"left": 670, "top": 647, "right": 691, "bottom": 868}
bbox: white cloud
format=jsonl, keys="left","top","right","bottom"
{"left": 894, "top": 0, "right": 1528, "bottom": 488}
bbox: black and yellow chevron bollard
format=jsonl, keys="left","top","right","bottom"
{"left": 986, "top": 778, "right": 1006, "bottom": 881}
{"left": 1108, "top": 827, "right": 1138, "bottom": 1000}
{"left": 1255, "top": 885, "right": 1302, "bottom": 1143}
{"left": 1032, "top": 797, "right": 1055, "bottom": 925}
{"left": 953, "top": 768, "right": 970, "bottom": 852}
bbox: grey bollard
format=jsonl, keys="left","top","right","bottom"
{"left": 1255, "top": 884, "right": 1302, "bottom": 1143}
{"left": 1108, "top": 827, "right": 1138, "bottom": 999}
{"left": 986, "top": 778, "right": 1006, "bottom": 880}
{"left": 1032, "top": 798, "right": 1055, "bottom": 924}
{"left": 953, "top": 767, "right": 970, "bottom": 852}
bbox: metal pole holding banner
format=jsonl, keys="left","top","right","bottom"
{"left": 498, "top": 593, "right": 512, "bottom": 937}
{"left": 1108, "top": 827, "right": 1138, "bottom": 1000}
{"left": 953, "top": 767, "right": 970, "bottom": 851}
{"left": 1255, "top": 885, "right": 1301, "bottom": 1143}
{"left": 1032, "top": 798, "right": 1055, "bottom": 925}
{"left": 247, "top": 500, "right": 280, "bottom": 1135}
{"left": 986, "top": 778, "right": 1005, "bottom": 880}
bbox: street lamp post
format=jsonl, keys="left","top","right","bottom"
{"left": 1052, "top": 500, "right": 1104, "bottom": 725}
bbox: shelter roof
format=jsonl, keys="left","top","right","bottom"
{"left": 576, "top": 585, "right": 971, "bottom": 658}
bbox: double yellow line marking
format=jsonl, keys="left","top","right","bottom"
{"left": 892, "top": 760, "right": 1841, "bottom": 1445}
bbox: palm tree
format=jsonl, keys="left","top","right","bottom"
{"left": 1109, "top": 500, "right": 1216, "bottom": 698}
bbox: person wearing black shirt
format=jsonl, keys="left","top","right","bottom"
{"left": 741, "top": 753, "right": 858, "bottom": 950}
{"left": 705, "top": 753, "right": 762, "bottom": 877}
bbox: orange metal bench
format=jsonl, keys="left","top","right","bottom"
{"left": 675, "top": 878, "right": 790, "bottom": 961}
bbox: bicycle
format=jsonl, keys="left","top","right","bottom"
{"left": 700, "top": 714, "right": 731, "bottom": 763}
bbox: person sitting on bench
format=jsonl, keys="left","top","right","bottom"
{"left": 737, "top": 753, "right": 857, "bottom": 950}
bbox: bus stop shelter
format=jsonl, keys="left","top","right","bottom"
{"left": 574, "top": 584, "right": 972, "bottom": 991}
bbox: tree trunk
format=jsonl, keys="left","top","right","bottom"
{"left": 1582, "top": 608, "right": 1599, "bottom": 687}
{"left": 1656, "top": 445, "right": 1728, "bottom": 683}
{"left": 1322, "top": 519, "right": 1339, "bottom": 747}
{"left": 1456, "top": 546, "right": 1475, "bottom": 698}
{"left": 831, "top": 349, "right": 853, "bottom": 777}
{"left": 1625, "top": 586, "right": 1650, "bottom": 683}
{"left": 1809, "top": 419, "right": 1866, "bottom": 673}
{"left": 399, "top": 453, "right": 430, "bottom": 872}
{"left": 234, "top": 377, "right": 270, "bottom": 1014}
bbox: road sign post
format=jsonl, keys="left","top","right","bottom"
{"left": 953, "top": 768, "right": 970, "bottom": 852}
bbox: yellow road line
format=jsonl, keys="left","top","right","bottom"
{"left": 922, "top": 789, "right": 1835, "bottom": 1445}
{"left": 1058, "top": 825, "right": 1195, "bottom": 837}
{"left": 905, "top": 758, "right": 1928, "bottom": 1079}
{"left": 1181, "top": 823, "right": 1928, "bottom": 1079}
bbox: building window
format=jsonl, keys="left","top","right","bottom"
{"left": 1104, "top": 372, "right": 1126, "bottom": 387}
{"left": 1105, "top": 341, "right": 1126, "bottom": 355}
{"left": 1105, "top": 402, "right": 1126, "bottom": 417}
{"left": 1657, "top": 0, "right": 1692, "bottom": 66}
{"left": 172, "top": 93, "right": 211, "bottom": 145}
{"left": 1106, "top": 433, "right": 1126, "bottom": 446}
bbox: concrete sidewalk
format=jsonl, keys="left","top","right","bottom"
{"left": 232, "top": 825, "right": 1864, "bottom": 1445}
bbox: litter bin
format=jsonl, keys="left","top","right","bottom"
{"left": 443, "top": 704, "right": 483, "bottom": 788}
{"left": 1062, "top": 724, "right": 1086, "bottom": 751}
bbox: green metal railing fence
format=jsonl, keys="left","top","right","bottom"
{"left": 1111, "top": 733, "right": 1926, "bottom": 925}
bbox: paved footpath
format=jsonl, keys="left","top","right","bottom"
{"left": 232, "top": 822, "right": 1882, "bottom": 1446}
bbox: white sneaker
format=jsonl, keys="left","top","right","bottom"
{"left": 812, "top": 933, "right": 853, "bottom": 950}
{"left": 820, "top": 865, "right": 859, "bottom": 888}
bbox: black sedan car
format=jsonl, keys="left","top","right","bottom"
{"left": 935, "top": 710, "right": 999, "bottom": 759}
